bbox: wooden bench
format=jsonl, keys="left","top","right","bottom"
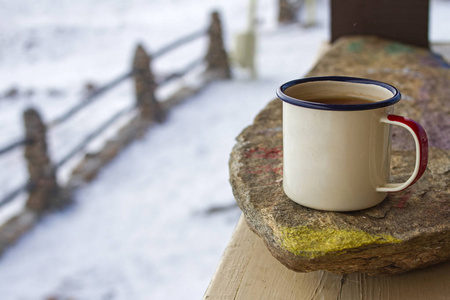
{"left": 204, "top": 217, "right": 450, "bottom": 299}
{"left": 203, "top": 36, "right": 450, "bottom": 299}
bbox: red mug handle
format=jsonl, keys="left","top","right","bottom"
{"left": 377, "top": 115, "right": 428, "bottom": 192}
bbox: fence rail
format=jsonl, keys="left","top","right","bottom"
{"left": 0, "top": 183, "right": 29, "bottom": 208}
{"left": 55, "top": 105, "right": 135, "bottom": 169}
{"left": 48, "top": 71, "right": 135, "bottom": 128}
{"left": 157, "top": 57, "right": 204, "bottom": 86}
{"left": 153, "top": 29, "right": 207, "bottom": 59}
{"left": 0, "top": 138, "right": 29, "bottom": 156}
{"left": 0, "top": 11, "right": 230, "bottom": 214}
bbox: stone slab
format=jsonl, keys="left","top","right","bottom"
{"left": 230, "top": 36, "right": 450, "bottom": 275}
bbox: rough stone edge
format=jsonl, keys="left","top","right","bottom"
{"left": 259, "top": 218, "right": 450, "bottom": 275}
{"left": 229, "top": 99, "right": 450, "bottom": 275}
{"left": 232, "top": 144, "right": 450, "bottom": 275}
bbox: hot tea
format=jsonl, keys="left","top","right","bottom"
{"left": 304, "top": 96, "right": 376, "bottom": 105}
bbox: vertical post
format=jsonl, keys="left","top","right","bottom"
{"left": 133, "top": 44, "right": 164, "bottom": 122}
{"left": 331, "top": 0, "right": 429, "bottom": 48}
{"left": 278, "top": 0, "right": 297, "bottom": 24}
{"left": 23, "top": 108, "right": 59, "bottom": 212}
{"left": 205, "top": 11, "right": 232, "bottom": 79}
{"left": 248, "top": 0, "right": 257, "bottom": 32}
{"left": 304, "top": 0, "right": 316, "bottom": 27}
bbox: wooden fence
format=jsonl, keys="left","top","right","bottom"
{"left": 0, "top": 11, "right": 230, "bottom": 253}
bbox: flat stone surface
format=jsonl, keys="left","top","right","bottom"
{"left": 230, "top": 36, "right": 450, "bottom": 275}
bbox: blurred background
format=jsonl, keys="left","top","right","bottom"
{"left": 0, "top": 0, "right": 448, "bottom": 299}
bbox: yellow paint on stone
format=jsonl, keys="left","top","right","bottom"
{"left": 277, "top": 225, "right": 402, "bottom": 259}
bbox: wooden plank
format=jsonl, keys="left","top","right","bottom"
{"left": 203, "top": 216, "right": 257, "bottom": 300}
{"left": 204, "top": 215, "right": 450, "bottom": 300}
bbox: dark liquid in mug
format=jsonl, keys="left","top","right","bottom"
{"left": 306, "top": 96, "right": 376, "bottom": 105}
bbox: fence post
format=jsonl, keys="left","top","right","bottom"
{"left": 205, "top": 11, "right": 231, "bottom": 79}
{"left": 278, "top": 0, "right": 295, "bottom": 23}
{"left": 133, "top": 44, "right": 164, "bottom": 122}
{"left": 278, "top": 0, "right": 302, "bottom": 24}
{"left": 23, "top": 108, "right": 60, "bottom": 212}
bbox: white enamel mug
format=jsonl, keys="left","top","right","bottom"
{"left": 276, "top": 76, "right": 428, "bottom": 211}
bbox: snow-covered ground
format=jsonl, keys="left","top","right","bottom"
{"left": 0, "top": 0, "right": 448, "bottom": 299}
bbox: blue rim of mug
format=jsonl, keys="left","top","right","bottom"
{"left": 276, "top": 76, "right": 402, "bottom": 111}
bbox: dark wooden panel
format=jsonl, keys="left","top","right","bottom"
{"left": 331, "top": 0, "right": 429, "bottom": 48}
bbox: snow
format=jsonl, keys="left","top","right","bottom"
{"left": 0, "top": 0, "right": 448, "bottom": 299}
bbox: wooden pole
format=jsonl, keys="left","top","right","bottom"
{"left": 23, "top": 108, "right": 60, "bottom": 212}
{"left": 304, "top": 0, "right": 316, "bottom": 27}
{"left": 278, "top": 0, "right": 297, "bottom": 24}
{"left": 205, "top": 11, "right": 231, "bottom": 79}
{"left": 331, "top": 0, "right": 429, "bottom": 48}
{"left": 132, "top": 44, "right": 164, "bottom": 122}
{"left": 248, "top": 0, "right": 257, "bottom": 32}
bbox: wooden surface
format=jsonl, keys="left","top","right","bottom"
{"left": 204, "top": 36, "right": 450, "bottom": 298}
{"left": 228, "top": 35, "right": 450, "bottom": 276}
{"left": 331, "top": 0, "right": 429, "bottom": 48}
{"left": 203, "top": 216, "right": 450, "bottom": 300}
